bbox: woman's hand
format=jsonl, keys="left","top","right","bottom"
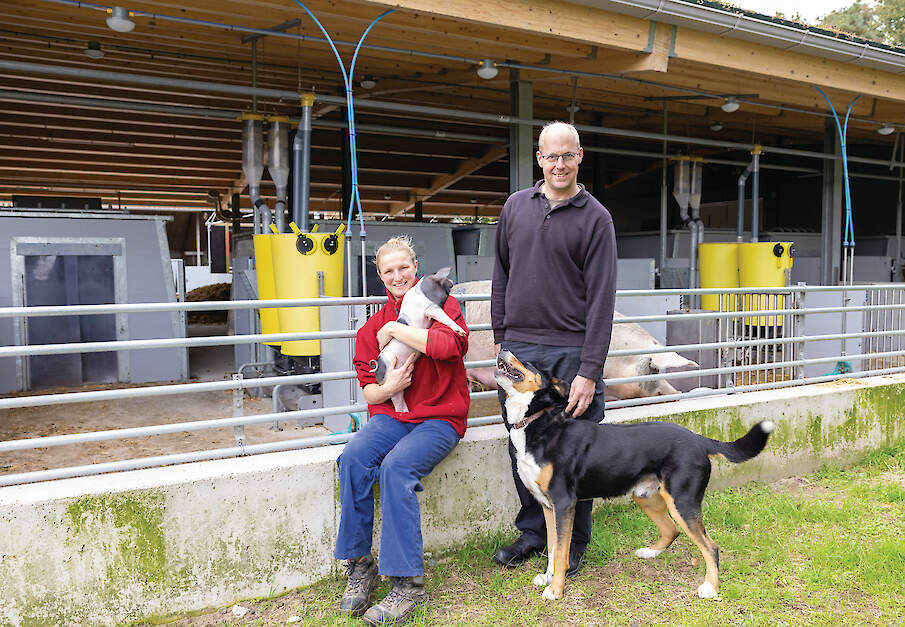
{"left": 383, "top": 353, "right": 417, "bottom": 394}
{"left": 377, "top": 321, "right": 397, "bottom": 350}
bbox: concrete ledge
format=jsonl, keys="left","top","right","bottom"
{"left": 2, "top": 375, "right": 904, "bottom": 624}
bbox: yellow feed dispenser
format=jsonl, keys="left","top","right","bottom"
{"left": 270, "top": 223, "right": 345, "bottom": 356}
{"left": 252, "top": 233, "right": 281, "bottom": 346}
{"left": 698, "top": 242, "right": 739, "bottom": 312}
{"left": 738, "top": 242, "right": 794, "bottom": 326}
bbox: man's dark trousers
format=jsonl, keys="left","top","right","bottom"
{"left": 497, "top": 340, "right": 605, "bottom": 552}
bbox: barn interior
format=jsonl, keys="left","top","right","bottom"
{"left": 1, "top": 0, "right": 904, "bottom": 401}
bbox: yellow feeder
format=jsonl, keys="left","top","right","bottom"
{"left": 270, "top": 223, "right": 345, "bottom": 356}
{"left": 252, "top": 233, "right": 281, "bottom": 346}
{"left": 698, "top": 242, "right": 739, "bottom": 312}
{"left": 738, "top": 241, "right": 794, "bottom": 326}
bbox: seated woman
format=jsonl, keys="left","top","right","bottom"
{"left": 335, "top": 235, "right": 470, "bottom": 626}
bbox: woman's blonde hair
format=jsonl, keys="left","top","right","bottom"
{"left": 374, "top": 235, "right": 417, "bottom": 271}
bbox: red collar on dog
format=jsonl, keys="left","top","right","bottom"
{"left": 512, "top": 408, "right": 547, "bottom": 430}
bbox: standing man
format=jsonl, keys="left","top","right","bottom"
{"left": 491, "top": 121, "right": 617, "bottom": 576}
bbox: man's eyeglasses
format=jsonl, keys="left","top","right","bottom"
{"left": 539, "top": 152, "right": 579, "bottom": 163}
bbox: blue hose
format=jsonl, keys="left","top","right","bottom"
{"left": 292, "top": 1, "right": 394, "bottom": 239}
{"left": 815, "top": 87, "right": 860, "bottom": 248}
{"left": 816, "top": 87, "right": 860, "bottom": 376}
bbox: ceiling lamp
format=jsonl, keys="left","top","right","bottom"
{"left": 360, "top": 75, "right": 377, "bottom": 89}
{"left": 106, "top": 7, "right": 135, "bottom": 33}
{"left": 709, "top": 121, "right": 723, "bottom": 131}
{"left": 878, "top": 123, "right": 895, "bottom": 136}
{"left": 721, "top": 96, "right": 740, "bottom": 113}
{"left": 476, "top": 59, "right": 498, "bottom": 80}
{"left": 84, "top": 41, "right": 104, "bottom": 59}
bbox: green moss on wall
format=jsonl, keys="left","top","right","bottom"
{"left": 66, "top": 492, "right": 167, "bottom": 593}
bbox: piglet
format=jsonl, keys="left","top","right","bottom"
{"left": 372, "top": 266, "right": 466, "bottom": 412}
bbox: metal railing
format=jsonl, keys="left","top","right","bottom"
{"left": 2, "top": 283, "right": 905, "bottom": 486}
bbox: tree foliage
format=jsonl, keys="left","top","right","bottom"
{"left": 819, "top": 0, "right": 905, "bottom": 47}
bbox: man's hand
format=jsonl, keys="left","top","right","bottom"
{"left": 383, "top": 353, "right": 417, "bottom": 394}
{"left": 377, "top": 321, "right": 397, "bottom": 350}
{"left": 494, "top": 344, "right": 501, "bottom": 356}
{"left": 565, "top": 375, "right": 596, "bottom": 417}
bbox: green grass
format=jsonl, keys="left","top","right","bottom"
{"left": 153, "top": 440, "right": 905, "bottom": 626}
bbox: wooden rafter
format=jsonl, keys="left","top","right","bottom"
{"left": 387, "top": 143, "right": 508, "bottom": 216}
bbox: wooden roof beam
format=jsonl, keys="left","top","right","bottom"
{"left": 387, "top": 143, "right": 507, "bottom": 216}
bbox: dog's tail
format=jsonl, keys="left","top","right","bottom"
{"left": 705, "top": 420, "right": 774, "bottom": 463}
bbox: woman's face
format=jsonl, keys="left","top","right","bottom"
{"left": 377, "top": 249, "right": 418, "bottom": 300}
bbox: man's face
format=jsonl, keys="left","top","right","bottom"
{"left": 536, "top": 128, "right": 582, "bottom": 195}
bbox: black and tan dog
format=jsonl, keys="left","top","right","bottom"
{"left": 494, "top": 349, "right": 773, "bottom": 601}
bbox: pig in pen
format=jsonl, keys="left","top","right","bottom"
{"left": 451, "top": 281, "right": 699, "bottom": 401}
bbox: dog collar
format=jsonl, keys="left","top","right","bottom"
{"left": 512, "top": 408, "right": 547, "bottom": 430}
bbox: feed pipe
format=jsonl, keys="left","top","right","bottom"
{"left": 241, "top": 116, "right": 271, "bottom": 233}
{"left": 5, "top": 60, "right": 905, "bottom": 170}
{"left": 736, "top": 160, "right": 754, "bottom": 242}
{"left": 751, "top": 147, "right": 761, "bottom": 242}
{"left": 268, "top": 116, "right": 290, "bottom": 232}
{"left": 38, "top": 0, "right": 905, "bottom": 130}
{"left": 293, "top": 93, "right": 315, "bottom": 231}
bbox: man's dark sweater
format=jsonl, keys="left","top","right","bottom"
{"left": 491, "top": 181, "right": 617, "bottom": 381}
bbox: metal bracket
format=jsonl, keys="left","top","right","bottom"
{"left": 232, "top": 373, "right": 246, "bottom": 448}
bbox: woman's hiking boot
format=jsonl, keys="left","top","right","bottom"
{"left": 361, "top": 575, "right": 427, "bottom": 625}
{"left": 339, "top": 555, "right": 378, "bottom": 617}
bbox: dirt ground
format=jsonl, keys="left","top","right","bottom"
{"left": 0, "top": 323, "right": 502, "bottom": 476}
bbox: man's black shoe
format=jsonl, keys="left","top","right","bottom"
{"left": 566, "top": 547, "right": 586, "bottom": 578}
{"left": 493, "top": 536, "right": 544, "bottom": 567}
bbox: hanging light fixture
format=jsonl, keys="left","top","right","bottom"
{"left": 709, "top": 121, "right": 723, "bottom": 132}
{"left": 360, "top": 75, "right": 377, "bottom": 89}
{"left": 721, "top": 96, "right": 740, "bottom": 113}
{"left": 476, "top": 59, "right": 498, "bottom": 80}
{"left": 878, "top": 122, "right": 895, "bottom": 136}
{"left": 84, "top": 41, "right": 104, "bottom": 59}
{"left": 106, "top": 7, "right": 135, "bottom": 33}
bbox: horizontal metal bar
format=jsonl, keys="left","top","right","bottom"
{"left": 0, "top": 296, "right": 387, "bottom": 319}
{"left": 0, "top": 330, "right": 356, "bottom": 358}
{"left": 0, "top": 413, "right": 504, "bottom": 486}
{"left": 0, "top": 327, "right": 490, "bottom": 358}
{"left": 0, "top": 404, "right": 367, "bottom": 452}
{"left": 605, "top": 366, "right": 905, "bottom": 409}
{"left": 604, "top": 348, "right": 905, "bottom": 386}
{"left": 4, "top": 283, "right": 903, "bottom": 319}
{"left": 0, "top": 370, "right": 355, "bottom": 409}
{"left": 608, "top": 328, "right": 905, "bottom": 358}
{"left": 618, "top": 302, "right": 905, "bottom": 325}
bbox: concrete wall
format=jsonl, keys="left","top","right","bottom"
{"left": 2, "top": 375, "right": 905, "bottom": 624}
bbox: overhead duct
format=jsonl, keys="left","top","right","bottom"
{"left": 673, "top": 158, "right": 694, "bottom": 292}
{"left": 242, "top": 115, "right": 271, "bottom": 233}
{"left": 268, "top": 117, "right": 290, "bottom": 233}
{"left": 688, "top": 160, "right": 703, "bottom": 307}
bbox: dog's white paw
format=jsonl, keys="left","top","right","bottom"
{"left": 635, "top": 547, "right": 663, "bottom": 559}
{"left": 541, "top": 586, "right": 560, "bottom": 601}
{"left": 533, "top": 572, "right": 551, "bottom": 587}
{"left": 697, "top": 582, "right": 718, "bottom": 599}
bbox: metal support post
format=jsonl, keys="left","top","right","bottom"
{"left": 508, "top": 68, "right": 534, "bottom": 194}
{"left": 821, "top": 118, "right": 844, "bottom": 285}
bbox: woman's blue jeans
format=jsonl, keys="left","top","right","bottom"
{"left": 334, "top": 413, "right": 460, "bottom": 576}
